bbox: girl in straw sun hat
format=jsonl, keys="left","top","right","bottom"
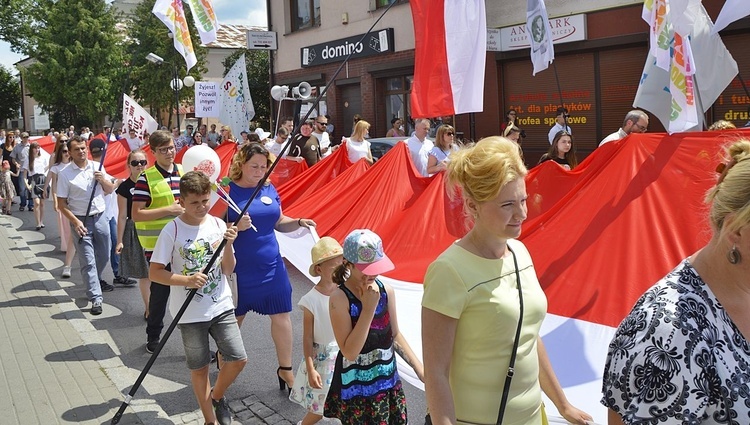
{"left": 290, "top": 237, "right": 344, "bottom": 425}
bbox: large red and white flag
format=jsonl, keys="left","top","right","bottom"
{"left": 713, "top": 0, "right": 750, "bottom": 34}
{"left": 409, "top": 0, "right": 486, "bottom": 118}
{"left": 184, "top": 0, "right": 219, "bottom": 45}
{"left": 152, "top": 0, "right": 197, "bottom": 71}
{"left": 527, "top": 0, "right": 554, "bottom": 75}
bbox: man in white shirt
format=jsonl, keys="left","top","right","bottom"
{"left": 599, "top": 110, "right": 649, "bottom": 147}
{"left": 57, "top": 136, "right": 116, "bottom": 315}
{"left": 10, "top": 132, "right": 33, "bottom": 211}
{"left": 311, "top": 115, "right": 332, "bottom": 157}
{"left": 206, "top": 123, "right": 220, "bottom": 148}
{"left": 547, "top": 107, "right": 572, "bottom": 144}
{"left": 405, "top": 118, "right": 434, "bottom": 177}
{"left": 266, "top": 127, "right": 289, "bottom": 157}
{"left": 124, "top": 128, "right": 145, "bottom": 151}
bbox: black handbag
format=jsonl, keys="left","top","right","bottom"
{"left": 424, "top": 246, "right": 523, "bottom": 425}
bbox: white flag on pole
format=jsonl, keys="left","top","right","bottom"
{"left": 152, "top": 0, "right": 197, "bottom": 71}
{"left": 122, "top": 94, "right": 158, "bottom": 140}
{"left": 634, "top": 4, "right": 737, "bottom": 134}
{"left": 526, "top": 0, "right": 554, "bottom": 76}
{"left": 713, "top": 0, "right": 750, "bottom": 34}
{"left": 184, "top": 0, "right": 220, "bottom": 45}
{"left": 219, "top": 54, "right": 255, "bottom": 139}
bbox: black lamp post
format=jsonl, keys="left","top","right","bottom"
{"left": 145, "top": 52, "right": 195, "bottom": 130}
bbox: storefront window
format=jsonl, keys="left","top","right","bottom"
{"left": 385, "top": 76, "right": 412, "bottom": 136}
{"left": 292, "top": 0, "right": 321, "bottom": 32}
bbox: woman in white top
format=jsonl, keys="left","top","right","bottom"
{"left": 44, "top": 136, "right": 75, "bottom": 277}
{"left": 344, "top": 120, "right": 373, "bottom": 164}
{"left": 26, "top": 142, "right": 49, "bottom": 230}
{"left": 427, "top": 124, "right": 459, "bottom": 174}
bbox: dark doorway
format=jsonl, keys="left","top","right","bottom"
{"left": 339, "top": 84, "right": 361, "bottom": 137}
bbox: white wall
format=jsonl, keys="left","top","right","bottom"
{"left": 487, "top": 0, "right": 642, "bottom": 28}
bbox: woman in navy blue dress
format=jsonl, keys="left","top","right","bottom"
{"left": 227, "top": 143, "right": 316, "bottom": 390}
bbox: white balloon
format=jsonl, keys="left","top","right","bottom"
{"left": 181, "top": 145, "right": 221, "bottom": 181}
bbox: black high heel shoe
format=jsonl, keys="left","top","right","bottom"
{"left": 277, "top": 366, "right": 293, "bottom": 394}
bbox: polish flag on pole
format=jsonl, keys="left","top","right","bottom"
{"left": 184, "top": 0, "right": 220, "bottom": 45}
{"left": 712, "top": 0, "right": 750, "bottom": 34}
{"left": 152, "top": 0, "right": 197, "bottom": 71}
{"left": 409, "top": 0, "right": 486, "bottom": 118}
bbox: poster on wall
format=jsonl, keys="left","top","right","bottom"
{"left": 195, "top": 81, "right": 220, "bottom": 118}
{"left": 33, "top": 105, "right": 50, "bottom": 130}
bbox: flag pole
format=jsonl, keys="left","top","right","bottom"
{"left": 109, "top": 1, "right": 402, "bottom": 423}
{"left": 551, "top": 61, "right": 569, "bottom": 132}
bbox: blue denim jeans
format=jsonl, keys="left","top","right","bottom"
{"left": 108, "top": 216, "right": 119, "bottom": 277}
{"left": 18, "top": 170, "right": 32, "bottom": 208}
{"left": 74, "top": 212, "right": 111, "bottom": 302}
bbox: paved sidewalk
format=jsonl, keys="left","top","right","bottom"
{"left": 0, "top": 216, "right": 146, "bottom": 424}
{"left": 0, "top": 213, "right": 340, "bottom": 425}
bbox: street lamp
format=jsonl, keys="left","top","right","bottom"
{"left": 145, "top": 52, "right": 195, "bottom": 131}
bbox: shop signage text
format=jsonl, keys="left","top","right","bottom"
{"left": 487, "top": 14, "right": 586, "bottom": 52}
{"left": 301, "top": 28, "right": 394, "bottom": 68}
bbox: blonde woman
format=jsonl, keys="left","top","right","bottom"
{"left": 44, "top": 136, "right": 75, "bottom": 277}
{"left": 344, "top": 120, "right": 373, "bottom": 164}
{"left": 427, "top": 124, "right": 459, "bottom": 174}
{"left": 220, "top": 125, "right": 236, "bottom": 144}
{"left": 422, "top": 137, "right": 592, "bottom": 425}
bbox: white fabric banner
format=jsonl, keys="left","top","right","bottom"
{"left": 122, "top": 94, "right": 158, "bottom": 140}
{"left": 184, "top": 0, "right": 219, "bottom": 45}
{"left": 219, "top": 54, "right": 255, "bottom": 138}
{"left": 526, "top": 0, "right": 554, "bottom": 75}
{"left": 194, "top": 81, "right": 220, "bottom": 118}
{"left": 712, "top": 0, "right": 750, "bottom": 34}
{"left": 152, "top": 0, "right": 197, "bottom": 71}
{"left": 634, "top": 4, "right": 737, "bottom": 133}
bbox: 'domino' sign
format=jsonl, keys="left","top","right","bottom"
{"left": 301, "top": 28, "right": 394, "bottom": 68}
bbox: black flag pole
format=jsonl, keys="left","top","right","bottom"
{"left": 110, "top": 1, "right": 400, "bottom": 423}
{"left": 551, "top": 61, "right": 569, "bottom": 133}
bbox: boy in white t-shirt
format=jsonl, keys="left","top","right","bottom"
{"left": 149, "top": 171, "right": 245, "bottom": 425}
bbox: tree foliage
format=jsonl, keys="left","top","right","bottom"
{"left": 0, "top": 66, "right": 21, "bottom": 124}
{"left": 126, "top": 0, "right": 208, "bottom": 128}
{"left": 222, "top": 49, "right": 271, "bottom": 130}
{"left": 0, "top": 0, "right": 50, "bottom": 55}
{"left": 21, "top": 0, "right": 127, "bottom": 128}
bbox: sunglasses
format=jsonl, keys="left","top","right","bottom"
{"left": 61, "top": 149, "right": 69, "bottom": 153}
{"left": 130, "top": 159, "right": 147, "bottom": 167}
{"left": 446, "top": 132, "right": 454, "bottom": 136}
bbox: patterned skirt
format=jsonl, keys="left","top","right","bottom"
{"left": 289, "top": 341, "right": 339, "bottom": 415}
{"left": 324, "top": 381, "right": 407, "bottom": 425}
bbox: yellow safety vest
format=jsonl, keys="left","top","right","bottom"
{"left": 135, "top": 164, "right": 182, "bottom": 250}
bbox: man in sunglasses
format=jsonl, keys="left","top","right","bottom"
{"left": 311, "top": 115, "right": 332, "bottom": 157}
{"left": 547, "top": 107, "right": 573, "bottom": 145}
{"left": 131, "top": 130, "right": 185, "bottom": 353}
{"left": 599, "top": 109, "right": 649, "bottom": 147}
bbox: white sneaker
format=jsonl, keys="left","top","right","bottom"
{"left": 62, "top": 266, "right": 72, "bottom": 278}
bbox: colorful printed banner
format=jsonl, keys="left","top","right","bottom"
{"left": 634, "top": 3, "right": 737, "bottom": 134}
{"left": 122, "top": 94, "right": 158, "bottom": 139}
{"left": 526, "top": 0, "right": 555, "bottom": 75}
{"left": 152, "top": 0, "right": 197, "bottom": 71}
{"left": 219, "top": 54, "right": 255, "bottom": 139}
{"left": 184, "top": 0, "right": 219, "bottom": 45}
